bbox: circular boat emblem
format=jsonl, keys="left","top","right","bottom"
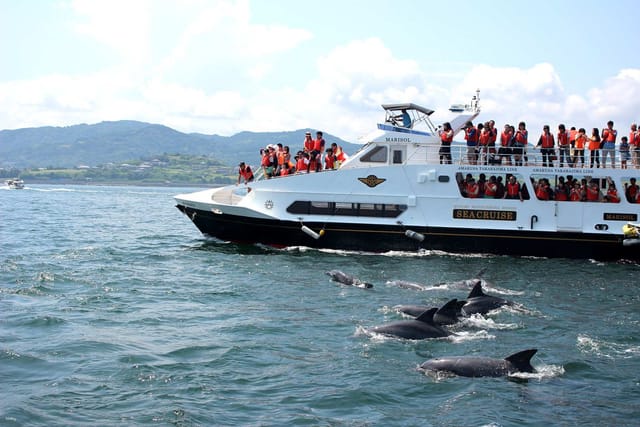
{"left": 265, "top": 200, "right": 274, "bottom": 209}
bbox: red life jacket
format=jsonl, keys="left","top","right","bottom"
{"left": 554, "top": 186, "right": 568, "bottom": 201}
{"left": 536, "top": 185, "right": 550, "bottom": 200}
{"left": 478, "top": 129, "right": 490, "bottom": 146}
{"left": 484, "top": 182, "right": 497, "bottom": 197}
{"left": 515, "top": 130, "right": 528, "bottom": 144}
{"left": 440, "top": 130, "right": 453, "bottom": 144}
{"left": 540, "top": 133, "right": 554, "bottom": 148}
{"left": 303, "top": 137, "right": 314, "bottom": 152}
{"left": 313, "top": 137, "right": 325, "bottom": 152}
{"left": 586, "top": 185, "right": 600, "bottom": 201}
{"left": 570, "top": 188, "right": 582, "bottom": 201}
{"left": 334, "top": 146, "right": 347, "bottom": 161}
{"left": 239, "top": 166, "right": 253, "bottom": 181}
{"left": 296, "top": 157, "right": 308, "bottom": 172}
{"left": 466, "top": 182, "right": 479, "bottom": 198}
{"left": 500, "top": 130, "right": 512, "bottom": 147}
{"left": 557, "top": 131, "right": 569, "bottom": 147}
{"left": 507, "top": 182, "right": 520, "bottom": 197}
{"left": 607, "top": 188, "right": 620, "bottom": 203}
{"left": 324, "top": 154, "right": 335, "bottom": 170}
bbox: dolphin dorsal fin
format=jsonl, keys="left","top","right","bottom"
{"left": 505, "top": 349, "right": 537, "bottom": 373}
{"left": 415, "top": 307, "right": 437, "bottom": 324}
{"left": 467, "top": 281, "right": 485, "bottom": 298}
{"left": 435, "top": 298, "right": 460, "bottom": 321}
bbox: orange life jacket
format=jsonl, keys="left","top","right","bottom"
{"left": 569, "top": 129, "right": 578, "bottom": 142}
{"left": 575, "top": 134, "right": 587, "bottom": 149}
{"left": 602, "top": 128, "right": 617, "bottom": 142}
{"left": 607, "top": 188, "right": 620, "bottom": 203}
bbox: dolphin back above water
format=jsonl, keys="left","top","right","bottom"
{"left": 461, "top": 281, "right": 511, "bottom": 315}
{"left": 395, "top": 299, "right": 465, "bottom": 325}
{"left": 326, "top": 270, "right": 373, "bottom": 288}
{"left": 370, "top": 308, "right": 450, "bottom": 340}
{"left": 419, "top": 349, "right": 538, "bottom": 377}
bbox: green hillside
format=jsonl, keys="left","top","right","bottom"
{"left": 0, "top": 120, "right": 359, "bottom": 169}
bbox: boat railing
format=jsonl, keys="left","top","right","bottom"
{"left": 418, "top": 144, "right": 637, "bottom": 168}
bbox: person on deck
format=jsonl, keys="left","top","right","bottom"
{"left": 331, "top": 142, "right": 348, "bottom": 168}
{"left": 588, "top": 128, "right": 601, "bottom": 168}
{"left": 439, "top": 122, "right": 453, "bottom": 164}
{"left": 498, "top": 123, "right": 513, "bottom": 165}
{"left": 574, "top": 128, "right": 587, "bottom": 168}
{"left": 513, "top": 122, "right": 528, "bottom": 166}
{"left": 601, "top": 120, "right": 617, "bottom": 168}
{"left": 536, "top": 125, "right": 555, "bottom": 168}
{"left": 557, "top": 124, "right": 570, "bottom": 167}
{"left": 237, "top": 162, "right": 254, "bottom": 184}
{"left": 464, "top": 121, "right": 479, "bottom": 165}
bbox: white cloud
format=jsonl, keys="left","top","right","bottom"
{"left": 2, "top": 1, "right": 640, "bottom": 149}
{"left": 71, "top": 0, "right": 152, "bottom": 64}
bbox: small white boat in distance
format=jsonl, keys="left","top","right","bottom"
{"left": 6, "top": 178, "right": 25, "bottom": 189}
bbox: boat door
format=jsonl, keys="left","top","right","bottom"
{"left": 556, "top": 202, "right": 583, "bottom": 232}
{"left": 390, "top": 145, "right": 406, "bottom": 164}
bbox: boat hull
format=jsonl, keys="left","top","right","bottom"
{"left": 176, "top": 204, "right": 638, "bottom": 261}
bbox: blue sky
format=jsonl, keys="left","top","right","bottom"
{"left": 1, "top": 0, "right": 639, "bottom": 142}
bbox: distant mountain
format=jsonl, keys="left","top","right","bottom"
{"left": 0, "top": 121, "right": 360, "bottom": 169}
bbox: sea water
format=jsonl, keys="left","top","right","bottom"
{"left": 1, "top": 184, "right": 639, "bottom": 426}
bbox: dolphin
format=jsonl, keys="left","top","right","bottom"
{"left": 431, "top": 268, "right": 488, "bottom": 289}
{"left": 326, "top": 270, "right": 373, "bottom": 289}
{"left": 386, "top": 280, "right": 429, "bottom": 291}
{"left": 419, "top": 349, "right": 538, "bottom": 377}
{"left": 461, "top": 281, "right": 512, "bottom": 316}
{"left": 394, "top": 299, "right": 466, "bottom": 325}
{"left": 369, "top": 308, "right": 450, "bottom": 340}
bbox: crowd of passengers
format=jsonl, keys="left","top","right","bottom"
{"left": 458, "top": 173, "right": 640, "bottom": 203}
{"left": 237, "top": 130, "right": 348, "bottom": 184}
{"left": 441, "top": 119, "right": 640, "bottom": 169}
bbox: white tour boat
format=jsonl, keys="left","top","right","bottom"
{"left": 175, "top": 92, "right": 640, "bottom": 261}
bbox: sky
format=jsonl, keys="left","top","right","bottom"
{"left": 1, "top": 0, "right": 640, "bottom": 143}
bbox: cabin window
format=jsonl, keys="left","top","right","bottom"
{"left": 530, "top": 174, "right": 621, "bottom": 203}
{"left": 438, "top": 175, "right": 450, "bottom": 183}
{"left": 455, "top": 172, "right": 530, "bottom": 200}
{"left": 287, "top": 201, "right": 407, "bottom": 218}
{"left": 361, "top": 146, "right": 387, "bottom": 163}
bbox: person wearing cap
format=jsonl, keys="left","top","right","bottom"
{"left": 237, "top": 162, "right": 254, "bottom": 184}
{"left": 303, "top": 132, "right": 314, "bottom": 153}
